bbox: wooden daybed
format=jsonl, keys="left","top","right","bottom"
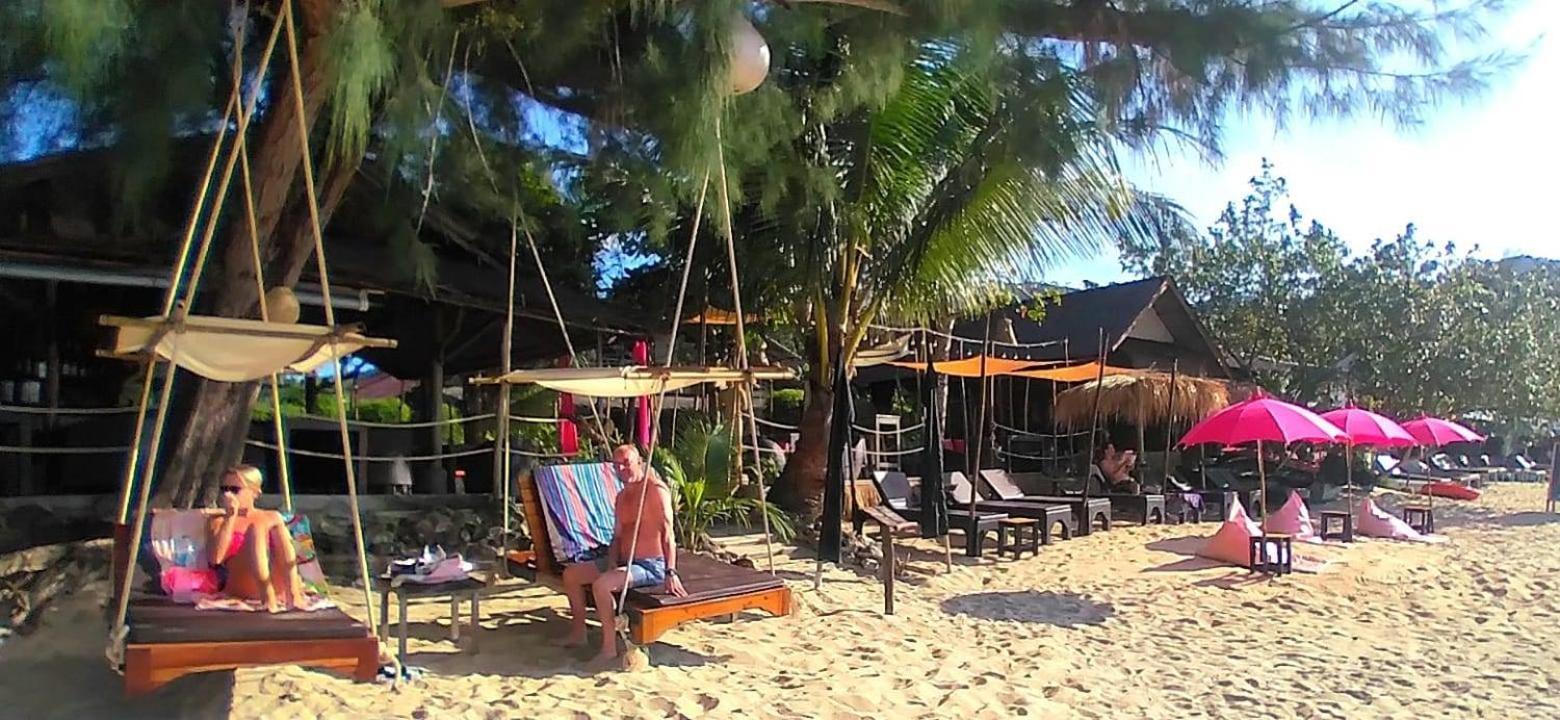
{"left": 504, "top": 464, "right": 792, "bottom": 646}
{"left": 110, "top": 522, "right": 379, "bottom": 696}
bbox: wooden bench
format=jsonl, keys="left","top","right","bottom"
{"left": 859, "top": 505, "right": 922, "bottom": 615}
{"left": 506, "top": 466, "right": 792, "bottom": 646}
{"left": 111, "top": 522, "right": 378, "bottom": 697}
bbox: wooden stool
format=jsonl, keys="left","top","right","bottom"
{"left": 997, "top": 518, "right": 1040, "bottom": 559}
{"left": 1402, "top": 504, "right": 1435, "bottom": 534}
{"left": 1248, "top": 534, "right": 1294, "bottom": 575}
{"left": 1319, "top": 510, "right": 1354, "bottom": 542}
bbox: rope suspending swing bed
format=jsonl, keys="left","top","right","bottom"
{"left": 475, "top": 99, "right": 797, "bottom": 655}
{"left": 102, "top": 1, "right": 393, "bottom": 695}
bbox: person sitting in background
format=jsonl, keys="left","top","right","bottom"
{"left": 207, "top": 465, "right": 310, "bottom": 613}
{"left": 1096, "top": 443, "right": 1140, "bottom": 494}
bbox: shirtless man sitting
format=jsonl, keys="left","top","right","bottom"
{"left": 557, "top": 444, "right": 687, "bottom": 666}
{"left": 1097, "top": 443, "right": 1140, "bottom": 494}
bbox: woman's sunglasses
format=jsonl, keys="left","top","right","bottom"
{"left": 220, "top": 485, "right": 246, "bottom": 494}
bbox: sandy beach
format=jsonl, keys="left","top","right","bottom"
{"left": 4, "top": 483, "right": 1559, "bottom": 719}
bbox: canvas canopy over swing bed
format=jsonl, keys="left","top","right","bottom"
{"left": 101, "top": 0, "right": 396, "bottom": 695}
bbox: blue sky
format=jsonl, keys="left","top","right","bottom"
{"left": 1048, "top": 1, "right": 1560, "bottom": 288}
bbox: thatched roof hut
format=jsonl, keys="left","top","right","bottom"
{"left": 1053, "top": 372, "right": 1233, "bottom": 429}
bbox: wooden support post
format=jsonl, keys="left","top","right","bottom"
{"left": 881, "top": 523, "right": 895, "bottom": 615}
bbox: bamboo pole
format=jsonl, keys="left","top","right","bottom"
{"left": 967, "top": 313, "right": 994, "bottom": 536}
{"left": 497, "top": 218, "right": 518, "bottom": 573}
{"left": 713, "top": 114, "right": 777, "bottom": 574}
{"left": 1083, "top": 329, "right": 1106, "bottom": 504}
{"left": 1161, "top": 360, "right": 1179, "bottom": 488}
{"left": 281, "top": 0, "right": 389, "bottom": 666}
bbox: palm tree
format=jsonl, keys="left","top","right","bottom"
{"left": 707, "top": 46, "right": 1179, "bottom": 516}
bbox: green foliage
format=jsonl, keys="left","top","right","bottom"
{"left": 1121, "top": 161, "right": 1560, "bottom": 426}
{"left": 322, "top": 1, "right": 398, "bottom": 161}
{"left": 651, "top": 417, "right": 795, "bottom": 548}
{"left": 768, "top": 388, "right": 805, "bottom": 426}
{"left": 250, "top": 378, "right": 473, "bottom": 443}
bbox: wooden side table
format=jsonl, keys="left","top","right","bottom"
{"left": 377, "top": 573, "right": 492, "bottom": 661}
{"left": 1402, "top": 504, "right": 1435, "bottom": 534}
{"left": 1249, "top": 534, "right": 1293, "bottom": 575}
{"left": 997, "top": 517, "right": 1040, "bottom": 559}
{"left": 1319, "top": 510, "right": 1354, "bottom": 542}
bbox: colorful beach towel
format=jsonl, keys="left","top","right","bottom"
{"left": 533, "top": 462, "right": 624, "bottom": 564}
{"left": 1355, "top": 497, "right": 1447, "bottom": 543}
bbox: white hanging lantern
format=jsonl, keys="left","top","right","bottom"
{"left": 728, "top": 13, "right": 770, "bottom": 95}
{"left": 264, "top": 287, "right": 302, "bottom": 324}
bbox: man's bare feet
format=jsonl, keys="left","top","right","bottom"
{"left": 585, "top": 651, "right": 621, "bottom": 672}
{"left": 554, "top": 632, "right": 587, "bottom": 648}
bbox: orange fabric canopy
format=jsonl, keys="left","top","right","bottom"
{"left": 1008, "top": 361, "right": 1138, "bottom": 383}
{"left": 889, "top": 355, "right": 1058, "bottom": 378}
{"left": 683, "top": 307, "right": 761, "bottom": 326}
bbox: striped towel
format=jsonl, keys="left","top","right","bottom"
{"left": 534, "top": 463, "right": 624, "bottom": 564}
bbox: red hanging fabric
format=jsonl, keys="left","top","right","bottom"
{"left": 556, "top": 355, "right": 578, "bottom": 455}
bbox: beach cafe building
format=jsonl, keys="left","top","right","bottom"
{"left": 854, "top": 277, "right": 1233, "bottom": 473}
{"left": 0, "top": 145, "right": 642, "bottom": 501}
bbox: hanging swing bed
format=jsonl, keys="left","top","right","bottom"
{"left": 485, "top": 368, "right": 797, "bottom": 647}
{"left": 103, "top": 0, "right": 397, "bottom": 695}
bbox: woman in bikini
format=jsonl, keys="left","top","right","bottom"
{"left": 207, "top": 465, "right": 310, "bottom": 612}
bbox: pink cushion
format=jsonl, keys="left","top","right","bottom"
{"left": 1197, "top": 503, "right": 1263, "bottom": 565}
{"left": 1355, "top": 497, "right": 1444, "bottom": 543}
{"left": 1266, "top": 491, "right": 1320, "bottom": 541}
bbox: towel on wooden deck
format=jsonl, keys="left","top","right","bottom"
{"left": 534, "top": 463, "right": 625, "bottom": 564}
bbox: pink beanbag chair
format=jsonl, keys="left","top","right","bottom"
{"left": 1267, "top": 491, "right": 1322, "bottom": 543}
{"left": 1197, "top": 503, "right": 1263, "bottom": 565}
{"left": 1197, "top": 501, "right": 1332, "bottom": 571}
{"left": 1355, "top": 497, "right": 1446, "bottom": 543}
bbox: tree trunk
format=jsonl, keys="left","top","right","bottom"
{"left": 152, "top": 3, "right": 356, "bottom": 508}
{"left": 773, "top": 371, "right": 833, "bottom": 521}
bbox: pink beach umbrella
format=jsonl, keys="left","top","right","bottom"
{"left": 1401, "top": 416, "right": 1485, "bottom": 447}
{"left": 1401, "top": 416, "right": 1484, "bottom": 512}
{"left": 1320, "top": 406, "right": 1416, "bottom": 504}
{"left": 1179, "top": 393, "right": 1347, "bottom": 533}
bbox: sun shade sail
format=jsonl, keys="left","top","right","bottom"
{"left": 101, "top": 315, "right": 395, "bottom": 382}
{"left": 889, "top": 354, "right": 1053, "bottom": 377}
{"left": 1009, "top": 361, "right": 1139, "bottom": 383}
{"left": 474, "top": 366, "right": 795, "bottom": 398}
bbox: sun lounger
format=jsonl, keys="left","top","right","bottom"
{"left": 1385, "top": 456, "right": 1481, "bottom": 486}
{"left": 940, "top": 472, "right": 1077, "bottom": 543}
{"left": 110, "top": 520, "right": 379, "bottom": 696}
{"left": 976, "top": 469, "right": 1113, "bottom": 534}
{"left": 868, "top": 471, "right": 1008, "bottom": 557}
{"left": 504, "top": 462, "right": 791, "bottom": 646}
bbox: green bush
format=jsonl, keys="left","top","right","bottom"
{"left": 652, "top": 419, "right": 794, "bottom": 549}
{"left": 768, "top": 388, "right": 805, "bottom": 426}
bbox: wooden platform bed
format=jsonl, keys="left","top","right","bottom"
{"left": 504, "top": 466, "right": 792, "bottom": 647}
{"left": 111, "top": 524, "right": 379, "bottom": 697}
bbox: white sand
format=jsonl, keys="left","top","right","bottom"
{"left": 4, "top": 484, "right": 1560, "bottom": 719}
